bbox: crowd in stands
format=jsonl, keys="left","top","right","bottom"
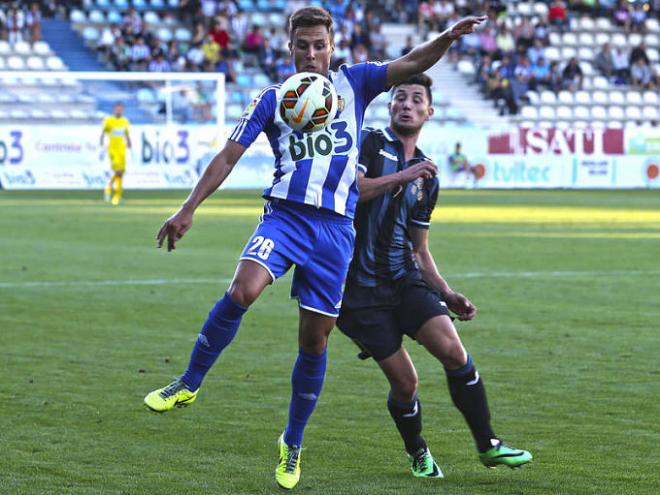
{"left": 0, "top": 1, "right": 46, "bottom": 44}
{"left": 418, "top": 0, "right": 659, "bottom": 115}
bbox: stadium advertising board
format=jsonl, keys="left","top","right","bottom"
{"left": 1, "top": 125, "right": 657, "bottom": 190}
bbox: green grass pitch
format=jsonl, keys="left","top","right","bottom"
{"left": 1, "top": 189, "right": 658, "bottom": 495}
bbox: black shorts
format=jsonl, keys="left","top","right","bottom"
{"left": 336, "top": 272, "right": 449, "bottom": 362}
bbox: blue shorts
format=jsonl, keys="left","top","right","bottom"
{"left": 239, "top": 199, "right": 355, "bottom": 317}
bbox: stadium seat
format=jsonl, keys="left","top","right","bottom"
{"left": 517, "top": 3, "right": 532, "bottom": 16}
{"left": 580, "top": 17, "right": 596, "bottom": 31}
{"left": 591, "top": 105, "right": 607, "bottom": 120}
{"left": 226, "top": 104, "right": 243, "bottom": 120}
{"left": 46, "top": 56, "right": 66, "bottom": 70}
{"left": 544, "top": 46, "right": 560, "bottom": 61}
{"left": 133, "top": 0, "right": 148, "bottom": 9}
{"left": 33, "top": 41, "right": 51, "bottom": 56}
{"left": 578, "top": 48, "right": 594, "bottom": 62}
{"left": 648, "top": 48, "right": 659, "bottom": 63}
{"left": 82, "top": 27, "right": 100, "bottom": 44}
{"left": 36, "top": 92, "right": 56, "bottom": 103}
{"left": 250, "top": 12, "right": 268, "bottom": 26}
{"left": 556, "top": 106, "right": 572, "bottom": 120}
{"left": 539, "top": 105, "right": 555, "bottom": 120}
{"left": 609, "top": 90, "right": 625, "bottom": 105}
{"left": 642, "top": 106, "right": 659, "bottom": 121}
{"left": 578, "top": 33, "right": 594, "bottom": 46}
{"left": 253, "top": 73, "right": 271, "bottom": 87}
{"left": 70, "top": 9, "right": 87, "bottom": 24}
{"left": 538, "top": 120, "right": 553, "bottom": 129}
{"left": 269, "top": 13, "right": 285, "bottom": 25}
{"left": 593, "top": 76, "right": 608, "bottom": 89}
{"left": 629, "top": 33, "right": 643, "bottom": 47}
{"left": 533, "top": 2, "right": 548, "bottom": 16}
{"left": 30, "top": 109, "right": 49, "bottom": 119}
{"left": 627, "top": 92, "right": 642, "bottom": 105}
{"left": 608, "top": 106, "right": 624, "bottom": 120}
{"left": 595, "top": 32, "right": 609, "bottom": 46}
{"left": 69, "top": 109, "right": 88, "bottom": 120}
{"left": 7, "top": 56, "right": 25, "bottom": 70}
{"left": 144, "top": 11, "right": 160, "bottom": 25}
{"left": 611, "top": 33, "right": 626, "bottom": 48}
{"left": 107, "top": 11, "right": 122, "bottom": 24}
{"left": 581, "top": 61, "right": 594, "bottom": 76}
{"left": 14, "top": 41, "right": 31, "bottom": 55}
{"left": 574, "top": 106, "right": 590, "bottom": 120}
{"left": 236, "top": 73, "right": 253, "bottom": 87}
{"left": 374, "top": 105, "right": 390, "bottom": 120}
{"left": 540, "top": 90, "right": 556, "bottom": 105}
{"left": 151, "top": 0, "right": 166, "bottom": 10}
{"left": 555, "top": 121, "right": 570, "bottom": 130}
{"left": 457, "top": 60, "right": 475, "bottom": 76}
{"left": 26, "top": 56, "right": 45, "bottom": 70}
{"left": 157, "top": 28, "right": 173, "bottom": 42}
{"left": 645, "top": 34, "right": 659, "bottom": 48}
{"left": 592, "top": 90, "right": 607, "bottom": 105}
{"left": 595, "top": 18, "right": 612, "bottom": 31}
{"left": 49, "top": 109, "right": 69, "bottom": 119}
{"left": 573, "top": 120, "right": 588, "bottom": 129}
{"left": 174, "top": 28, "right": 192, "bottom": 42}
{"left": 557, "top": 91, "right": 573, "bottom": 105}
{"left": 89, "top": 10, "right": 106, "bottom": 23}
{"left": 562, "top": 33, "right": 577, "bottom": 46}
{"left": 626, "top": 106, "right": 642, "bottom": 120}
{"left": 643, "top": 91, "right": 658, "bottom": 105}
{"left": 0, "top": 56, "right": 5, "bottom": 70}
{"left": 96, "top": 0, "right": 110, "bottom": 8}
{"left": 525, "top": 90, "right": 539, "bottom": 104}
{"left": 591, "top": 121, "right": 605, "bottom": 129}
{"left": 574, "top": 91, "right": 591, "bottom": 105}
{"left": 549, "top": 32, "right": 561, "bottom": 46}
{"left": 647, "top": 18, "right": 660, "bottom": 32}
{"left": 114, "top": 0, "right": 130, "bottom": 9}
{"left": 561, "top": 47, "right": 577, "bottom": 60}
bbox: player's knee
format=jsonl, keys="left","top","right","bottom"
{"left": 227, "top": 282, "right": 260, "bottom": 307}
{"left": 299, "top": 332, "right": 330, "bottom": 355}
{"left": 441, "top": 342, "right": 468, "bottom": 370}
{"left": 390, "top": 372, "right": 418, "bottom": 400}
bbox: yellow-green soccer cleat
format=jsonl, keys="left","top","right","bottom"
{"left": 479, "top": 440, "right": 532, "bottom": 469}
{"left": 143, "top": 378, "right": 198, "bottom": 412}
{"left": 408, "top": 447, "right": 444, "bottom": 478}
{"left": 275, "top": 433, "right": 302, "bottom": 489}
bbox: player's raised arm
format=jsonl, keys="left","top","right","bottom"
{"left": 156, "top": 140, "right": 246, "bottom": 251}
{"left": 358, "top": 161, "right": 438, "bottom": 202}
{"left": 386, "top": 16, "right": 487, "bottom": 87}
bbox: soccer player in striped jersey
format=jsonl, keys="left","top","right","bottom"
{"left": 144, "top": 7, "right": 486, "bottom": 489}
{"left": 337, "top": 74, "right": 532, "bottom": 478}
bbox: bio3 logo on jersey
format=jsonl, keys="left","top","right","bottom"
{"left": 246, "top": 235, "right": 275, "bottom": 260}
{"left": 288, "top": 121, "right": 353, "bottom": 161}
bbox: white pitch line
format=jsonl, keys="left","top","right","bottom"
{"left": 0, "top": 270, "right": 658, "bottom": 289}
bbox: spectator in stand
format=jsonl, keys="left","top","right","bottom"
{"left": 7, "top": 7, "right": 25, "bottom": 45}
{"left": 209, "top": 17, "right": 231, "bottom": 54}
{"left": 460, "top": 28, "right": 481, "bottom": 57}
{"left": 275, "top": 53, "right": 295, "bottom": 81}
{"left": 124, "top": 7, "right": 143, "bottom": 35}
{"left": 475, "top": 53, "right": 493, "bottom": 92}
{"left": 612, "top": 0, "right": 631, "bottom": 33}
{"left": 259, "top": 38, "right": 278, "bottom": 81}
{"left": 112, "top": 36, "right": 131, "bottom": 71}
{"left": 527, "top": 39, "right": 546, "bottom": 65}
{"left": 479, "top": 26, "right": 497, "bottom": 56}
{"left": 561, "top": 56, "right": 583, "bottom": 91}
{"left": 215, "top": 51, "right": 236, "bottom": 83}
{"left": 595, "top": 42, "right": 613, "bottom": 78}
{"left": 369, "top": 22, "right": 387, "bottom": 59}
{"left": 631, "top": 58, "right": 656, "bottom": 90}
{"left": 514, "top": 17, "right": 535, "bottom": 50}
{"left": 533, "top": 19, "right": 549, "bottom": 45}
{"left": 230, "top": 11, "right": 249, "bottom": 45}
{"left": 131, "top": 36, "right": 151, "bottom": 70}
{"left": 332, "top": 38, "right": 353, "bottom": 68}
{"left": 191, "top": 21, "right": 206, "bottom": 45}
{"left": 630, "top": 42, "right": 650, "bottom": 66}
{"left": 350, "top": 23, "right": 370, "bottom": 52}
{"left": 548, "top": 0, "right": 569, "bottom": 33}
{"left": 514, "top": 56, "right": 533, "bottom": 89}
{"left": 433, "top": 0, "right": 455, "bottom": 31}
{"left": 400, "top": 35, "right": 414, "bottom": 56}
{"left": 418, "top": 1, "right": 435, "bottom": 34}
{"left": 167, "top": 39, "right": 186, "bottom": 71}
{"left": 98, "top": 24, "right": 118, "bottom": 60}
{"left": 268, "top": 27, "right": 286, "bottom": 56}
{"left": 26, "top": 2, "right": 42, "bottom": 42}
{"left": 201, "top": 0, "right": 218, "bottom": 21}
{"left": 243, "top": 24, "right": 264, "bottom": 54}
{"left": 630, "top": 3, "right": 647, "bottom": 34}
{"left": 149, "top": 38, "right": 165, "bottom": 60}
{"left": 530, "top": 56, "right": 552, "bottom": 89}
{"left": 201, "top": 34, "right": 221, "bottom": 66}
{"left": 149, "top": 52, "right": 172, "bottom": 72}
{"left": 488, "top": 66, "right": 517, "bottom": 115}
{"left": 187, "top": 42, "right": 205, "bottom": 71}
{"left": 547, "top": 60, "right": 563, "bottom": 92}
{"left": 352, "top": 42, "right": 369, "bottom": 63}
{"left": 326, "top": 0, "right": 348, "bottom": 20}
{"left": 611, "top": 45, "right": 630, "bottom": 84}
{"left": 217, "top": 0, "right": 238, "bottom": 18}
{"left": 495, "top": 24, "right": 515, "bottom": 58}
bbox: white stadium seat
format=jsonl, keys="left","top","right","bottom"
{"left": 591, "top": 121, "right": 605, "bottom": 129}
{"left": 7, "top": 56, "right": 25, "bottom": 70}
{"left": 573, "top": 120, "right": 588, "bottom": 129}
{"left": 561, "top": 47, "right": 577, "bottom": 59}
{"left": 30, "top": 109, "right": 49, "bottom": 119}
{"left": 580, "top": 17, "right": 596, "bottom": 31}
{"left": 642, "top": 106, "right": 659, "bottom": 120}
{"left": 88, "top": 10, "right": 105, "bottom": 23}
{"left": 457, "top": 60, "right": 475, "bottom": 76}
{"left": 578, "top": 48, "right": 594, "bottom": 62}
{"left": 608, "top": 121, "right": 623, "bottom": 129}
{"left": 14, "top": 41, "right": 31, "bottom": 55}
{"left": 538, "top": 121, "right": 554, "bottom": 129}
{"left": 533, "top": 2, "right": 548, "bottom": 16}
{"left": 49, "top": 109, "right": 69, "bottom": 119}
{"left": 647, "top": 18, "right": 659, "bottom": 32}
{"left": 556, "top": 106, "right": 572, "bottom": 120}
{"left": 629, "top": 33, "right": 643, "bottom": 47}
{"left": 33, "top": 41, "right": 51, "bottom": 55}
{"left": 574, "top": 91, "right": 591, "bottom": 105}
{"left": 608, "top": 106, "right": 624, "bottom": 120}
{"left": 144, "top": 11, "right": 160, "bottom": 24}
{"left": 611, "top": 33, "right": 627, "bottom": 48}
{"left": 521, "top": 106, "right": 538, "bottom": 120}
{"left": 643, "top": 91, "right": 658, "bottom": 105}
{"left": 626, "top": 106, "right": 642, "bottom": 120}
{"left": 175, "top": 28, "right": 192, "bottom": 42}
{"left": 645, "top": 34, "right": 659, "bottom": 48}
{"left": 526, "top": 90, "right": 539, "bottom": 104}
{"left": 0, "top": 56, "right": 4, "bottom": 70}
{"left": 544, "top": 46, "right": 560, "bottom": 62}
{"left": 581, "top": 61, "right": 594, "bottom": 76}
{"left": 595, "top": 18, "right": 612, "bottom": 31}
{"left": 517, "top": 3, "right": 532, "bottom": 16}
{"left": 574, "top": 106, "right": 590, "bottom": 119}
{"left": 539, "top": 105, "right": 555, "bottom": 120}
{"left": 591, "top": 106, "right": 607, "bottom": 120}
{"left": 540, "top": 90, "right": 556, "bottom": 104}
{"left": 82, "top": 27, "right": 100, "bottom": 43}
{"left": 578, "top": 33, "right": 594, "bottom": 46}
{"left": 549, "top": 32, "right": 561, "bottom": 46}
{"left": 648, "top": 48, "right": 659, "bottom": 63}
{"left": 157, "top": 28, "right": 173, "bottom": 42}
{"left": 627, "top": 92, "right": 642, "bottom": 105}
{"left": 557, "top": 90, "right": 573, "bottom": 104}
{"left": 555, "top": 121, "right": 571, "bottom": 130}
{"left": 595, "top": 33, "right": 609, "bottom": 46}
{"left": 46, "top": 56, "right": 65, "bottom": 70}
{"left": 593, "top": 76, "right": 608, "bottom": 89}
{"left": 70, "top": 9, "right": 87, "bottom": 23}
{"left": 609, "top": 90, "right": 625, "bottom": 105}
{"left": 592, "top": 91, "right": 607, "bottom": 105}
{"left": 26, "top": 56, "right": 45, "bottom": 70}
{"left": 562, "top": 33, "right": 577, "bottom": 46}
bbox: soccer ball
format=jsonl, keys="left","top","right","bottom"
{"left": 278, "top": 72, "right": 338, "bottom": 133}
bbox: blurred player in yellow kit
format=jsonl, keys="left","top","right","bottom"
{"left": 100, "top": 102, "right": 132, "bottom": 205}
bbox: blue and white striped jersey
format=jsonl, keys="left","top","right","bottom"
{"left": 229, "top": 62, "right": 389, "bottom": 218}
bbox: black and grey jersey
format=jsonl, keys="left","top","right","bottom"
{"left": 348, "top": 127, "right": 439, "bottom": 287}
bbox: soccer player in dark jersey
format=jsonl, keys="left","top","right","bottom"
{"left": 144, "top": 7, "right": 486, "bottom": 489}
{"left": 337, "top": 73, "right": 532, "bottom": 478}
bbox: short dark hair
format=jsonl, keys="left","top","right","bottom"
{"left": 289, "top": 7, "right": 334, "bottom": 42}
{"left": 390, "top": 73, "right": 433, "bottom": 105}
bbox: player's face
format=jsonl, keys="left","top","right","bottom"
{"left": 388, "top": 84, "right": 433, "bottom": 136}
{"left": 114, "top": 104, "right": 124, "bottom": 117}
{"left": 289, "top": 25, "right": 334, "bottom": 76}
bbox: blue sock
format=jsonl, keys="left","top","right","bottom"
{"left": 180, "top": 293, "right": 247, "bottom": 391}
{"left": 284, "top": 348, "right": 327, "bottom": 447}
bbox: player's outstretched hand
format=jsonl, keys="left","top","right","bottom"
{"left": 156, "top": 208, "right": 193, "bottom": 252}
{"left": 401, "top": 160, "right": 438, "bottom": 183}
{"left": 446, "top": 15, "right": 487, "bottom": 40}
{"left": 445, "top": 291, "right": 477, "bottom": 321}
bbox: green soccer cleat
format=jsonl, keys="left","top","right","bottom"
{"left": 275, "top": 433, "right": 302, "bottom": 489}
{"left": 143, "top": 378, "right": 198, "bottom": 412}
{"left": 408, "top": 447, "right": 444, "bottom": 478}
{"left": 479, "top": 441, "right": 532, "bottom": 469}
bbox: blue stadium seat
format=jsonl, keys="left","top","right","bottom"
{"left": 107, "top": 11, "right": 122, "bottom": 23}
{"left": 236, "top": 73, "right": 253, "bottom": 87}
{"left": 88, "top": 10, "right": 106, "bottom": 23}
{"left": 238, "top": 0, "right": 256, "bottom": 13}
{"left": 114, "top": 0, "right": 129, "bottom": 9}
{"left": 253, "top": 73, "right": 271, "bottom": 87}
{"left": 150, "top": 0, "right": 165, "bottom": 10}
{"left": 133, "top": 0, "right": 148, "bottom": 11}
{"left": 96, "top": 0, "right": 111, "bottom": 9}
{"left": 175, "top": 28, "right": 192, "bottom": 42}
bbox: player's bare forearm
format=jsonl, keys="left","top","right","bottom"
{"left": 358, "top": 173, "right": 402, "bottom": 202}
{"left": 386, "top": 16, "right": 486, "bottom": 86}
{"left": 181, "top": 140, "right": 245, "bottom": 212}
{"left": 416, "top": 248, "right": 452, "bottom": 297}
